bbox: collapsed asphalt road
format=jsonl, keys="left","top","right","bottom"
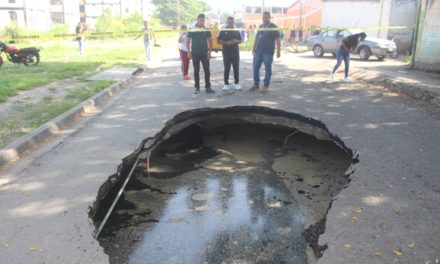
{"left": 0, "top": 49, "right": 439, "bottom": 264}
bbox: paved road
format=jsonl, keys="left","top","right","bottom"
{"left": 1, "top": 47, "right": 439, "bottom": 264}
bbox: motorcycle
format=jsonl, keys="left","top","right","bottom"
{"left": 0, "top": 40, "right": 40, "bottom": 68}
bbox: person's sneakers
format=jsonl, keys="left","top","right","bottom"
{"left": 261, "top": 86, "right": 269, "bottom": 93}
{"left": 249, "top": 84, "right": 259, "bottom": 92}
{"left": 329, "top": 73, "right": 334, "bottom": 81}
{"left": 205, "top": 87, "right": 215, "bottom": 94}
{"left": 343, "top": 77, "right": 352, "bottom": 83}
{"left": 183, "top": 75, "right": 191, "bottom": 80}
{"left": 222, "top": 84, "right": 231, "bottom": 91}
{"left": 234, "top": 84, "right": 242, "bottom": 90}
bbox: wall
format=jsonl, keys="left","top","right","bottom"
{"left": 62, "top": 0, "right": 80, "bottom": 30}
{"left": 389, "top": 0, "right": 417, "bottom": 52}
{"left": 415, "top": 0, "right": 440, "bottom": 71}
{"left": 321, "top": 0, "right": 381, "bottom": 37}
{"left": 24, "top": 0, "right": 51, "bottom": 31}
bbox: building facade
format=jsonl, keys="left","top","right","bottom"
{"left": 414, "top": 0, "right": 440, "bottom": 71}
{"left": 0, "top": 0, "right": 80, "bottom": 31}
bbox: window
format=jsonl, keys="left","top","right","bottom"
{"left": 338, "top": 30, "right": 351, "bottom": 38}
{"left": 9, "top": 11, "right": 17, "bottom": 22}
{"left": 272, "top": 7, "right": 282, "bottom": 14}
{"left": 9, "top": 0, "right": 16, "bottom": 3}
{"left": 51, "top": 0, "right": 63, "bottom": 4}
{"left": 246, "top": 7, "right": 252, "bottom": 14}
{"left": 51, "top": 12, "right": 64, "bottom": 23}
{"left": 326, "top": 30, "right": 338, "bottom": 37}
{"left": 255, "top": 7, "right": 261, "bottom": 14}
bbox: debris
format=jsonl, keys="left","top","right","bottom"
{"left": 343, "top": 243, "right": 352, "bottom": 249}
{"left": 1, "top": 242, "right": 9, "bottom": 249}
{"left": 29, "top": 246, "right": 45, "bottom": 252}
{"left": 355, "top": 208, "right": 363, "bottom": 213}
{"left": 394, "top": 208, "right": 401, "bottom": 215}
{"left": 393, "top": 250, "right": 403, "bottom": 257}
{"left": 407, "top": 242, "right": 415, "bottom": 248}
{"left": 374, "top": 250, "right": 382, "bottom": 256}
{"left": 351, "top": 216, "right": 359, "bottom": 221}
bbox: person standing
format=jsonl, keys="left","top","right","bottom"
{"left": 75, "top": 22, "right": 85, "bottom": 56}
{"left": 217, "top": 17, "right": 242, "bottom": 92}
{"left": 249, "top": 11, "right": 281, "bottom": 93}
{"left": 178, "top": 25, "right": 191, "bottom": 80}
{"left": 136, "top": 21, "right": 156, "bottom": 60}
{"left": 329, "top": 32, "right": 367, "bottom": 83}
{"left": 186, "top": 14, "right": 215, "bottom": 94}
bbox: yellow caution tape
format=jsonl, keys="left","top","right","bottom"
{"left": 0, "top": 25, "right": 414, "bottom": 41}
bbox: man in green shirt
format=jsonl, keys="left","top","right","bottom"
{"left": 186, "top": 14, "right": 215, "bottom": 94}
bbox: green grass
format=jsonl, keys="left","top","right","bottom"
{"left": 0, "top": 80, "right": 115, "bottom": 148}
{"left": 66, "top": 80, "right": 114, "bottom": 101}
{"left": 0, "top": 38, "right": 147, "bottom": 102}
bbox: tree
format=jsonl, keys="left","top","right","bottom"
{"left": 123, "top": 12, "right": 143, "bottom": 32}
{"left": 152, "top": 0, "right": 210, "bottom": 27}
{"left": 95, "top": 9, "right": 125, "bottom": 33}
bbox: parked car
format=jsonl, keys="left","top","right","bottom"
{"left": 308, "top": 29, "right": 397, "bottom": 61}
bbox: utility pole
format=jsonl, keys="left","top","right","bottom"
{"left": 177, "top": 0, "right": 181, "bottom": 27}
{"left": 299, "top": 0, "right": 303, "bottom": 30}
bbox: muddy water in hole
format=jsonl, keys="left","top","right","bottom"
{"left": 98, "top": 125, "right": 352, "bottom": 264}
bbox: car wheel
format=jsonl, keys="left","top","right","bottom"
{"left": 313, "top": 45, "right": 324, "bottom": 57}
{"left": 359, "top": 46, "right": 371, "bottom": 61}
{"left": 377, "top": 55, "right": 386, "bottom": 61}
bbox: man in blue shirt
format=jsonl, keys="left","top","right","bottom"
{"left": 249, "top": 11, "right": 281, "bottom": 93}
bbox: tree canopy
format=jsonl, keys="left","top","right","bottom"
{"left": 152, "top": 0, "right": 210, "bottom": 27}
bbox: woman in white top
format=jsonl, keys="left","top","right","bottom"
{"left": 178, "top": 25, "right": 191, "bottom": 80}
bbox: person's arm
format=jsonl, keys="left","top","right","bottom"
{"left": 276, "top": 37, "right": 281, "bottom": 58}
{"left": 252, "top": 31, "right": 259, "bottom": 54}
{"left": 217, "top": 32, "right": 223, "bottom": 45}
{"left": 208, "top": 36, "right": 212, "bottom": 59}
{"left": 342, "top": 39, "right": 349, "bottom": 51}
{"left": 186, "top": 36, "right": 191, "bottom": 59}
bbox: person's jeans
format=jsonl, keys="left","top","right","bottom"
{"left": 179, "top": 49, "right": 190, "bottom": 76}
{"left": 253, "top": 51, "right": 273, "bottom": 87}
{"left": 144, "top": 41, "right": 151, "bottom": 59}
{"left": 77, "top": 38, "right": 83, "bottom": 55}
{"left": 192, "top": 53, "right": 210, "bottom": 89}
{"left": 223, "top": 50, "right": 240, "bottom": 85}
{"left": 332, "top": 46, "right": 350, "bottom": 78}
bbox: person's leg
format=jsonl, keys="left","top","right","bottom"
{"left": 253, "top": 52, "right": 264, "bottom": 86}
{"left": 223, "top": 52, "right": 232, "bottom": 85}
{"left": 179, "top": 49, "right": 185, "bottom": 76}
{"left": 192, "top": 53, "right": 201, "bottom": 89}
{"left": 183, "top": 51, "right": 190, "bottom": 77}
{"left": 343, "top": 52, "right": 350, "bottom": 78}
{"left": 200, "top": 54, "right": 211, "bottom": 89}
{"left": 77, "top": 39, "right": 82, "bottom": 55}
{"left": 332, "top": 47, "right": 344, "bottom": 74}
{"left": 232, "top": 51, "right": 240, "bottom": 84}
{"left": 262, "top": 53, "right": 274, "bottom": 88}
{"left": 144, "top": 41, "right": 151, "bottom": 59}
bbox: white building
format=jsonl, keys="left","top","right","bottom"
{"left": 0, "top": 0, "right": 80, "bottom": 31}
{"left": 83, "top": 0, "right": 153, "bottom": 25}
{"left": 321, "top": 0, "right": 417, "bottom": 51}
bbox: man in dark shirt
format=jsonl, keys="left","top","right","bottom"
{"left": 330, "top": 32, "right": 367, "bottom": 82}
{"left": 217, "top": 17, "right": 242, "bottom": 92}
{"left": 250, "top": 11, "right": 281, "bottom": 93}
{"left": 186, "top": 14, "right": 215, "bottom": 94}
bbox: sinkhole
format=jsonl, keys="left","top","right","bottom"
{"left": 89, "top": 106, "right": 358, "bottom": 264}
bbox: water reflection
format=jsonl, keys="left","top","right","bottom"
{"left": 127, "top": 172, "right": 307, "bottom": 264}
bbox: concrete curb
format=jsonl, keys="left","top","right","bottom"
{"left": 0, "top": 67, "right": 144, "bottom": 170}
{"left": 352, "top": 69, "right": 440, "bottom": 107}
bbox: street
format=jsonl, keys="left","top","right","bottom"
{"left": 1, "top": 46, "right": 440, "bottom": 264}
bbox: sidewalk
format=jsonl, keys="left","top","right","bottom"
{"left": 352, "top": 64, "right": 440, "bottom": 106}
